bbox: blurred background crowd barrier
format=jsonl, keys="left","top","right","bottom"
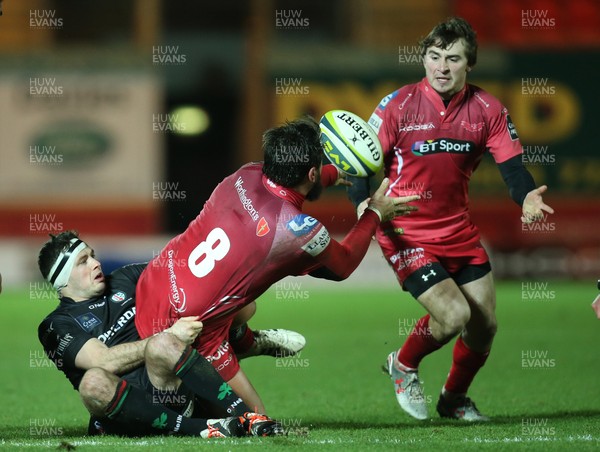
{"left": 1, "top": 0, "right": 598, "bottom": 286}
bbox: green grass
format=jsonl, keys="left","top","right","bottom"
{"left": 1, "top": 281, "right": 599, "bottom": 450}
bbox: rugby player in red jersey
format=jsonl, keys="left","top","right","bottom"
{"left": 135, "top": 117, "right": 419, "bottom": 413}
{"left": 349, "top": 17, "right": 554, "bottom": 421}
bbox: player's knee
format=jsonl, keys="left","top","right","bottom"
{"left": 440, "top": 304, "right": 471, "bottom": 337}
{"left": 145, "top": 331, "right": 186, "bottom": 367}
{"left": 484, "top": 316, "right": 498, "bottom": 339}
{"left": 476, "top": 307, "right": 498, "bottom": 339}
{"left": 79, "top": 368, "right": 112, "bottom": 397}
{"left": 79, "top": 368, "right": 119, "bottom": 415}
{"left": 232, "top": 302, "right": 256, "bottom": 327}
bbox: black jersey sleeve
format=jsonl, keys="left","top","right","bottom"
{"left": 110, "top": 263, "right": 147, "bottom": 288}
{"left": 497, "top": 155, "right": 536, "bottom": 206}
{"left": 347, "top": 176, "right": 371, "bottom": 208}
{"left": 38, "top": 315, "right": 94, "bottom": 388}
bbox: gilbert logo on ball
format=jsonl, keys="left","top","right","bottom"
{"left": 319, "top": 110, "right": 383, "bottom": 177}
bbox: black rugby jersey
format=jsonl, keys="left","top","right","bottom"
{"left": 38, "top": 263, "right": 146, "bottom": 389}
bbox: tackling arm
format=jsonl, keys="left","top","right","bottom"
{"left": 74, "top": 316, "right": 203, "bottom": 374}
{"left": 75, "top": 337, "right": 150, "bottom": 375}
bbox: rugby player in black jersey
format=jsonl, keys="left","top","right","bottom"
{"left": 37, "top": 230, "right": 282, "bottom": 438}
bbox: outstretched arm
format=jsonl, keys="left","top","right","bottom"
{"left": 321, "top": 164, "right": 352, "bottom": 188}
{"left": 498, "top": 155, "right": 554, "bottom": 223}
{"left": 521, "top": 185, "right": 554, "bottom": 223}
{"left": 312, "top": 178, "right": 419, "bottom": 280}
{"left": 347, "top": 176, "right": 371, "bottom": 208}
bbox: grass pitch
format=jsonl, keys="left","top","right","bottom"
{"left": 0, "top": 280, "right": 598, "bottom": 450}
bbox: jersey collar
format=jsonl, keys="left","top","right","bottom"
{"left": 262, "top": 175, "right": 305, "bottom": 209}
{"left": 60, "top": 294, "right": 105, "bottom": 304}
{"left": 419, "top": 77, "right": 468, "bottom": 114}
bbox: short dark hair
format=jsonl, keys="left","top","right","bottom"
{"left": 262, "top": 117, "right": 323, "bottom": 188}
{"left": 420, "top": 17, "right": 478, "bottom": 67}
{"left": 38, "top": 230, "right": 80, "bottom": 280}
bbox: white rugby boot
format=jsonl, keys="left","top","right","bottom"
{"left": 383, "top": 350, "right": 428, "bottom": 420}
{"left": 237, "top": 329, "right": 306, "bottom": 359}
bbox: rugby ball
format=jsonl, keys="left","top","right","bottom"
{"left": 319, "top": 110, "right": 383, "bottom": 178}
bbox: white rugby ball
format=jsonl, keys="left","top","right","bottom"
{"left": 319, "top": 110, "right": 383, "bottom": 178}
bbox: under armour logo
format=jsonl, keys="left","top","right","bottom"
{"left": 421, "top": 269, "right": 437, "bottom": 282}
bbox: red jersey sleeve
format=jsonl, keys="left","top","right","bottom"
{"left": 321, "top": 164, "right": 339, "bottom": 188}
{"left": 310, "top": 209, "right": 380, "bottom": 280}
{"left": 482, "top": 91, "right": 523, "bottom": 164}
{"left": 369, "top": 90, "right": 400, "bottom": 156}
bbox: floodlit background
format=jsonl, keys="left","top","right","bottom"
{"left": 0, "top": 0, "right": 598, "bottom": 288}
{"left": 1, "top": 1, "right": 600, "bottom": 448}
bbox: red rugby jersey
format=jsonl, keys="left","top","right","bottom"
{"left": 135, "top": 162, "right": 379, "bottom": 339}
{"left": 369, "top": 78, "right": 522, "bottom": 241}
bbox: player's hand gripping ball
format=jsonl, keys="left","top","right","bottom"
{"left": 319, "top": 110, "right": 383, "bottom": 178}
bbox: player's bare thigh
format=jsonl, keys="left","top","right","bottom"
{"left": 416, "top": 278, "right": 471, "bottom": 343}
{"left": 232, "top": 301, "right": 257, "bottom": 328}
{"left": 459, "top": 272, "right": 497, "bottom": 352}
{"left": 459, "top": 271, "right": 496, "bottom": 315}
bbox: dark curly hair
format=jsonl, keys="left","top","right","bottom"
{"left": 420, "top": 17, "right": 478, "bottom": 67}
{"left": 262, "top": 117, "right": 323, "bottom": 188}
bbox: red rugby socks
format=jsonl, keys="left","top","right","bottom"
{"left": 443, "top": 336, "right": 490, "bottom": 395}
{"left": 397, "top": 315, "right": 445, "bottom": 370}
